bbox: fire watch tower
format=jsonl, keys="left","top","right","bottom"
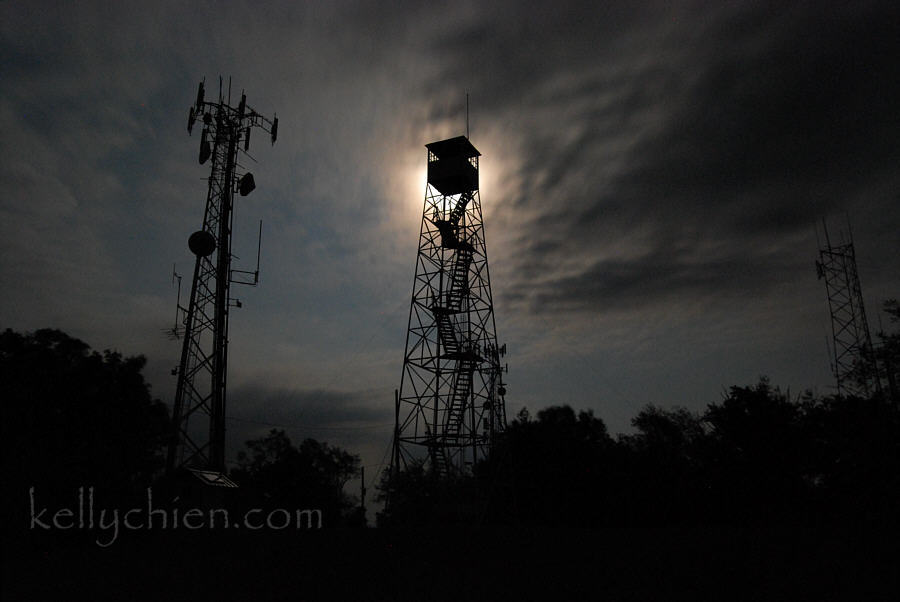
{"left": 166, "top": 78, "right": 278, "bottom": 476}
{"left": 390, "top": 136, "right": 508, "bottom": 479}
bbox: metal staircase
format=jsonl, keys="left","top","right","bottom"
{"left": 429, "top": 192, "right": 479, "bottom": 476}
{"left": 432, "top": 445, "right": 451, "bottom": 479}
{"left": 444, "top": 358, "right": 475, "bottom": 439}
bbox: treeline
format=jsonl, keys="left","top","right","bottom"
{"left": 229, "top": 428, "right": 364, "bottom": 527}
{"left": 3, "top": 313, "right": 899, "bottom": 534}
{"left": 379, "top": 380, "right": 900, "bottom": 528}
{"left": 1, "top": 328, "right": 170, "bottom": 523}
{"left": 0, "top": 328, "right": 364, "bottom": 531}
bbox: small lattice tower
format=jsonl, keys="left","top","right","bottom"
{"left": 815, "top": 220, "right": 881, "bottom": 398}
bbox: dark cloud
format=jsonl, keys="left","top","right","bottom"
{"left": 229, "top": 384, "right": 390, "bottom": 428}
{"left": 509, "top": 245, "right": 799, "bottom": 314}
{"left": 449, "top": 1, "right": 900, "bottom": 315}
{"left": 222, "top": 384, "right": 395, "bottom": 478}
{"left": 627, "top": 3, "right": 900, "bottom": 191}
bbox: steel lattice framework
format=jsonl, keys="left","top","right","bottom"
{"left": 816, "top": 222, "right": 881, "bottom": 398}
{"left": 166, "top": 79, "right": 277, "bottom": 475}
{"left": 391, "top": 136, "right": 508, "bottom": 479}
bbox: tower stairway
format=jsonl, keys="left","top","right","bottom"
{"left": 430, "top": 192, "right": 479, "bottom": 473}
{"left": 432, "top": 445, "right": 451, "bottom": 478}
{"left": 444, "top": 357, "right": 475, "bottom": 440}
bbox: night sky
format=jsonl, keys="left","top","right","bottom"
{"left": 2, "top": 1, "right": 899, "bottom": 502}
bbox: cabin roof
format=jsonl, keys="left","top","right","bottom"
{"left": 425, "top": 136, "right": 481, "bottom": 159}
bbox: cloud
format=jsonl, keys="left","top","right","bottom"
{"left": 229, "top": 384, "right": 390, "bottom": 428}
{"left": 222, "top": 384, "right": 395, "bottom": 477}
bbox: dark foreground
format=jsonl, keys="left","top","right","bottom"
{"left": 3, "top": 526, "right": 896, "bottom": 601}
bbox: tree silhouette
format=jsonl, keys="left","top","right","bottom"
{"left": 494, "top": 405, "right": 614, "bottom": 525}
{"left": 618, "top": 405, "right": 705, "bottom": 524}
{"left": 375, "top": 458, "right": 436, "bottom": 527}
{"left": 698, "top": 378, "right": 809, "bottom": 523}
{"left": 800, "top": 392, "right": 900, "bottom": 523}
{"left": 230, "top": 429, "right": 361, "bottom": 526}
{"left": 1, "top": 328, "right": 169, "bottom": 530}
{"left": 379, "top": 405, "right": 616, "bottom": 526}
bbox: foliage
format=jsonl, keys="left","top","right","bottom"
{"left": 1, "top": 328, "right": 170, "bottom": 534}
{"left": 230, "top": 429, "right": 361, "bottom": 526}
{"left": 374, "top": 459, "right": 435, "bottom": 527}
{"left": 1, "top": 328, "right": 169, "bottom": 500}
{"left": 380, "top": 377, "right": 900, "bottom": 527}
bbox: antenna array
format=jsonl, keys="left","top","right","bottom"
{"left": 166, "top": 78, "right": 278, "bottom": 475}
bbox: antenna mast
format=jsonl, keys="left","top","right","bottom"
{"left": 167, "top": 78, "right": 279, "bottom": 476}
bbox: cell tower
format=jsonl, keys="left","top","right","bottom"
{"left": 390, "top": 135, "right": 508, "bottom": 480}
{"left": 166, "top": 78, "right": 278, "bottom": 476}
{"left": 815, "top": 220, "right": 881, "bottom": 398}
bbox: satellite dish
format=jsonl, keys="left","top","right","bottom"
{"left": 188, "top": 230, "right": 216, "bottom": 257}
{"left": 239, "top": 172, "right": 256, "bottom": 196}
